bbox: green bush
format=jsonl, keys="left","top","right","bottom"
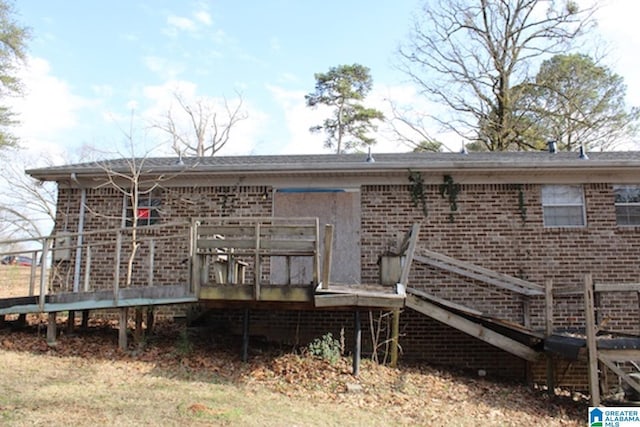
{"left": 307, "top": 333, "right": 341, "bottom": 364}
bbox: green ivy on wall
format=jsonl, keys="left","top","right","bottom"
{"left": 408, "top": 170, "right": 428, "bottom": 217}
{"left": 439, "top": 175, "right": 460, "bottom": 223}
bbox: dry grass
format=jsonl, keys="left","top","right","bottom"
{"left": 0, "top": 319, "right": 586, "bottom": 427}
{"left": 0, "top": 264, "right": 43, "bottom": 298}
{"left": 0, "top": 265, "right": 587, "bottom": 426}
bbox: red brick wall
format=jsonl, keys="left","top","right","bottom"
{"left": 53, "top": 180, "right": 640, "bottom": 389}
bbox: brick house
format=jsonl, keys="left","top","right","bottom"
{"left": 26, "top": 151, "right": 640, "bottom": 390}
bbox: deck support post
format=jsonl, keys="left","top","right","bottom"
{"left": 390, "top": 308, "right": 400, "bottom": 368}
{"left": 134, "top": 307, "right": 144, "bottom": 345}
{"left": 47, "top": 312, "right": 57, "bottom": 346}
{"left": 242, "top": 308, "right": 250, "bottom": 362}
{"left": 118, "top": 307, "right": 128, "bottom": 351}
{"left": 66, "top": 310, "right": 75, "bottom": 335}
{"left": 544, "top": 279, "right": 555, "bottom": 395}
{"left": 353, "top": 310, "right": 361, "bottom": 376}
{"left": 584, "top": 273, "right": 600, "bottom": 406}
{"left": 0, "top": 314, "right": 5, "bottom": 328}
{"left": 81, "top": 310, "right": 90, "bottom": 329}
{"left": 146, "top": 306, "right": 155, "bottom": 335}
{"left": 16, "top": 313, "right": 26, "bottom": 327}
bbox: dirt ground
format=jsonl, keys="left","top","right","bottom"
{"left": 0, "top": 315, "right": 587, "bottom": 427}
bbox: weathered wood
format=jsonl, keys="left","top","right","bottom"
{"left": 313, "top": 218, "right": 320, "bottom": 286}
{"left": 545, "top": 279, "right": 555, "bottom": 396}
{"left": 114, "top": 231, "right": 121, "bottom": 303}
{"left": 321, "top": 224, "right": 334, "bottom": 290}
{"left": 146, "top": 306, "right": 155, "bottom": 335}
{"left": 599, "top": 349, "right": 640, "bottom": 362}
{"left": 47, "top": 312, "right": 57, "bottom": 346}
{"left": 584, "top": 273, "right": 600, "bottom": 406}
{"left": 407, "top": 287, "right": 483, "bottom": 316}
{"left": 399, "top": 223, "right": 420, "bottom": 286}
{"left": 390, "top": 308, "right": 400, "bottom": 368}
{"left": 598, "top": 355, "right": 640, "bottom": 397}
{"left": 134, "top": 307, "right": 143, "bottom": 344}
{"left": 198, "top": 238, "right": 256, "bottom": 250}
{"left": 353, "top": 311, "right": 361, "bottom": 376}
{"left": 118, "top": 307, "right": 128, "bottom": 351}
{"left": 81, "top": 310, "right": 90, "bottom": 329}
{"left": 29, "top": 251, "right": 37, "bottom": 296}
{"left": 414, "top": 253, "right": 543, "bottom": 296}
{"left": 83, "top": 245, "right": 91, "bottom": 292}
{"left": 148, "top": 239, "right": 155, "bottom": 287}
{"left": 66, "top": 310, "right": 75, "bottom": 335}
{"left": 39, "top": 238, "right": 50, "bottom": 311}
{"left": 594, "top": 283, "right": 640, "bottom": 292}
{"left": 406, "top": 294, "right": 539, "bottom": 362}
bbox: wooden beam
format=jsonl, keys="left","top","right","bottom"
{"left": 321, "top": 224, "right": 334, "bottom": 290}
{"left": 594, "top": 283, "right": 640, "bottom": 292}
{"left": 407, "top": 287, "right": 483, "bottom": 316}
{"left": 254, "top": 223, "right": 261, "bottom": 300}
{"left": 598, "top": 355, "right": 640, "bottom": 397}
{"left": 545, "top": 279, "right": 555, "bottom": 396}
{"left": 353, "top": 311, "right": 361, "bottom": 376}
{"left": 584, "top": 273, "right": 600, "bottom": 406}
{"left": 47, "top": 312, "right": 57, "bottom": 346}
{"left": 599, "top": 349, "right": 640, "bottom": 362}
{"left": 390, "top": 308, "right": 400, "bottom": 368}
{"left": 406, "top": 295, "right": 539, "bottom": 362}
{"left": 118, "top": 307, "right": 128, "bottom": 351}
{"left": 399, "top": 223, "right": 420, "bottom": 286}
{"left": 414, "top": 254, "right": 543, "bottom": 296}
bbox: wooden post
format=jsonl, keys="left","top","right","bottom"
{"left": 399, "top": 223, "right": 420, "bottom": 287}
{"left": 544, "top": 279, "right": 555, "bottom": 395}
{"left": 118, "top": 307, "right": 128, "bottom": 351}
{"left": 114, "top": 231, "right": 122, "bottom": 303}
{"left": 29, "top": 250, "right": 37, "bottom": 296}
{"left": 83, "top": 245, "right": 91, "bottom": 292}
{"left": 47, "top": 312, "right": 57, "bottom": 346}
{"left": 390, "top": 308, "right": 400, "bottom": 368}
{"left": 584, "top": 273, "right": 600, "bottom": 406}
{"left": 146, "top": 306, "right": 155, "bottom": 335}
{"left": 81, "top": 310, "right": 90, "bottom": 329}
{"left": 148, "top": 239, "right": 155, "bottom": 287}
{"left": 242, "top": 308, "right": 250, "bottom": 362}
{"left": 321, "top": 224, "right": 334, "bottom": 290}
{"left": 66, "top": 310, "right": 75, "bottom": 335}
{"left": 353, "top": 311, "right": 361, "bottom": 376}
{"left": 39, "top": 238, "right": 50, "bottom": 311}
{"left": 134, "top": 307, "right": 144, "bottom": 344}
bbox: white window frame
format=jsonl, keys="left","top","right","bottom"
{"left": 123, "top": 190, "right": 162, "bottom": 227}
{"left": 541, "top": 185, "right": 586, "bottom": 227}
{"left": 614, "top": 185, "right": 640, "bottom": 226}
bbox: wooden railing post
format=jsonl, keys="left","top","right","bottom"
{"left": 83, "top": 246, "right": 91, "bottom": 292}
{"left": 39, "top": 237, "right": 50, "bottom": 311}
{"left": 114, "top": 230, "right": 121, "bottom": 303}
{"left": 321, "top": 224, "right": 334, "bottom": 290}
{"left": 584, "top": 273, "right": 600, "bottom": 406}
{"left": 148, "top": 239, "right": 155, "bottom": 287}
{"left": 29, "top": 250, "right": 37, "bottom": 296}
{"left": 545, "top": 279, "right": 555, "bottom": 395}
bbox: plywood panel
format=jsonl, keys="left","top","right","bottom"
{"left": 273, "top": 190, "right": 361, "bottom": 285}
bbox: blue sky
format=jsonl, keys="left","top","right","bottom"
{"left": 9, "top": 0, "right": 640, "bottom": 162}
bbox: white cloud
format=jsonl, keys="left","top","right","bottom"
{"left": 166, "top": 15, "right": 197, "bottom": 32}
{"left": 10, "top": 56, "right": 94, "bottom": 157}
{"left": 194, "top": 10, "right": 212, "bottom": 26}
{"left": 142, "top": 56, "right": 185, "bottom": 80}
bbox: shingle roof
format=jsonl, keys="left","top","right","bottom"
{"left": 26, "top": 151, "right": 640, "bottom": 181}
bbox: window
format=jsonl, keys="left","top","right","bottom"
{"left": 125, "top": 191, "right": 161, "bottom": 227}
{"left": 614, "top": 185, "right": 640, "bottom": 226}
{"left": 541, "top": 185, "right": 585, "bottom": 227}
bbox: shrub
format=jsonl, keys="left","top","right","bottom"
{"left": 307, "top": 333, "right": 341, "bottom": 364}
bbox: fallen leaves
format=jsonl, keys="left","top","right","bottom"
{"left": 0, "top": 317, "right": 586, "bottom": 426}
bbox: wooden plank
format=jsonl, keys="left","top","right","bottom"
{"left": 414, "top": 254, "right": 542, "bottom": 296}
{"left": 114, "top": 231, "right": 121, "bottom": 303}
{"left": 599, "top": 349, "right": 640, "bottom": 362}
{"left": 390, "top": 309, "right": 400, "bottom": 368}
{"left": 322, "top": 224, "right": 334, "bottom": 290}
{"left": 260, "top": 225, "right": 317, "bottom": 237}
{"left": 420, "top": 249, "right": 544, "bottom": 294}
{"left": 197, "top": 239, "right": 256, "bottom": 250}
{"left": 406, "top": 294, "right": 539, "bottom": 362}
{"left": 254, "top": 223, "right": 261, "bottom": 300}
{"left": 399, "top": 223, "right": 420, "bottom": 287}
{"left": 598, "top": 355, "right": 640, "bottom": 397}
{"left": 545, "top": 279, "right": 555, "bottom": 396}
{"left": 314, "top": 294, "right": 358, "bottom": 307}
{"left": 197, "top": 225, "right": 255, "bottom": 236}
{"left": 118, "top": 307, "right": 128, "bottom": 351}
{"left": 594, "top": 283, "right": 640, "bottom": 292}
{"left": 407, "top": 287, "right": 483, "bottom": 316}
{"left": 39, "top": 238, "right": 50, "bottom": 311}
{"left": 584, "top": 273, "right": 600, "bottom": 406}
{"left": 47, "top": 312, "right": 57, "bottom": 346}
{"left": 260, "top": 240, "right": 317, "bottom": 251}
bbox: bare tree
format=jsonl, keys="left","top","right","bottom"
{"left": 397, "top": 0, "right": 597, "bottom": 151}
{"left": 0, "top": 152, "right": 57, "bottom": 240}
{"left": 155, "top": 91, "right": 247, "bottom": 157}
